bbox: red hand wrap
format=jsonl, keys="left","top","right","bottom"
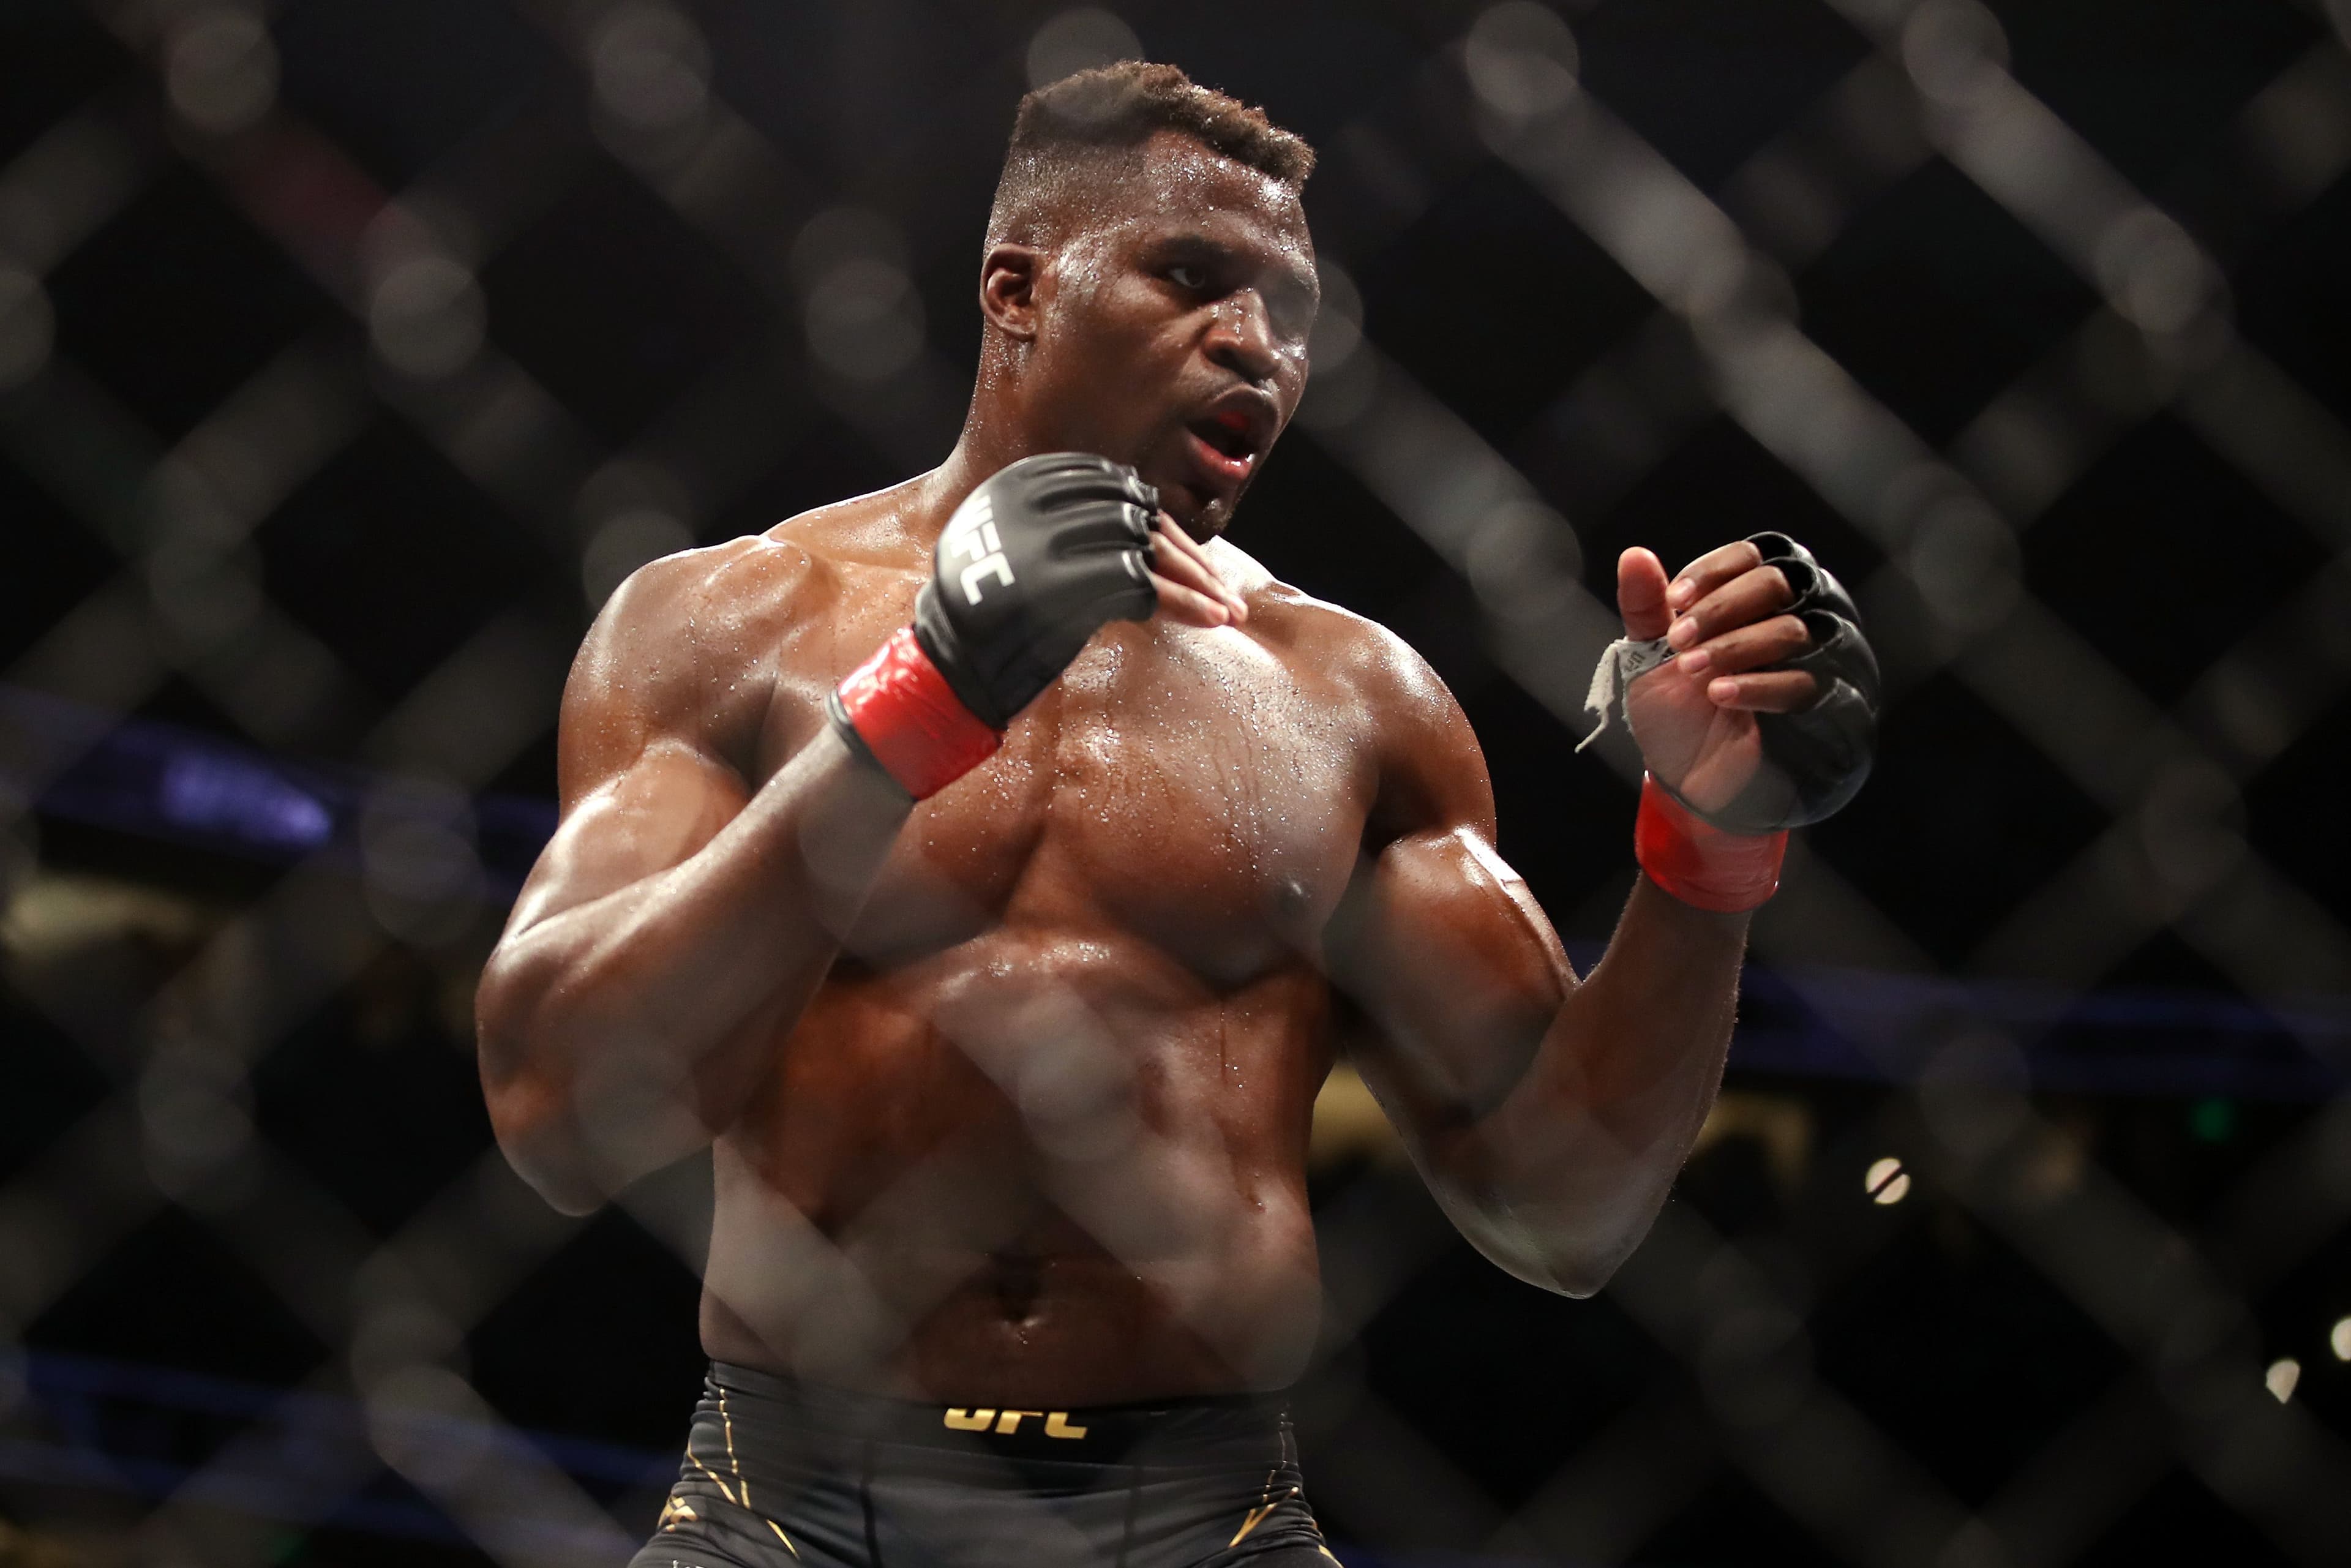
{"left": 1635, "top": 774, "right": 1787, "bottom": 913}
{"left": 833, "top": 626, "right": 1003, "bottom": 799}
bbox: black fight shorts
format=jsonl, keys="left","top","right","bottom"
{"left": 628, "top": 1363, "right": 1340, "bottom": 1568}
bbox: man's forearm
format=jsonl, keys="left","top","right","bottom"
{"left": 1429, "top": 877, "right": 1747, "bottom": 1295}
{"left": 477, "top": 730, "right": 909, "bottom": 1207}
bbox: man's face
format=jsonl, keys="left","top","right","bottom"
{"left": 1021, "top": 132, "right": 1318, "bottom": 538}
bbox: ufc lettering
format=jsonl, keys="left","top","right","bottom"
{"left": 961, "top": 552, "right": 1014, "bottom": 605}
{"left": 940, "top": 1407, "right": 1090, "bottom": 1439}
{"left": 943, "top": 495, "right": 1016, "bottom": 606}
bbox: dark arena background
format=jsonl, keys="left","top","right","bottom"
{"left": 4, "top": 0, "right": 2351, "bottom": 1564}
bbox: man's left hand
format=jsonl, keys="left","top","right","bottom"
{"left": 1618, "top": 540, "right": 1815, "bottom": 817}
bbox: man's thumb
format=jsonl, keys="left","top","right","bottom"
{"left": 1618, "top": 547, "right": 1672, "bottom": 641}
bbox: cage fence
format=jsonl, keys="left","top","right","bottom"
{"left": 2, "top": 1, "right": 2350, "bottom": 1566}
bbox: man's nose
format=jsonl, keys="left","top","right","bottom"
{"left": 1204, "top": 291, "right": 1280, "bottom": 384}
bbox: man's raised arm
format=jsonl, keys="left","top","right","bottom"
{"left": 1326, "top": 538, "right": 1878, "bottom": 1296}
{"left": 475, "top": 543, "right": 910, "bottom": 1215}
{"left": 478, "top": 457, "right": 1251, "bottom": 1215}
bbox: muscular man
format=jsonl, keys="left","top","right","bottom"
{"left": 476, "top": 62, "right": 1875, "bottom": 1568}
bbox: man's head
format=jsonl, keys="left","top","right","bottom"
{"left": 972, "top": 62, "right": 1318, "bottom": 538}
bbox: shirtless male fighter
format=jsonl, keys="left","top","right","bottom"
{"left": 476, "top": 62, "right": 1877, "bottom": 1568}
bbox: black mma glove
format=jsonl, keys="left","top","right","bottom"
{"left": 1681, "top": 531, "right": 1880, "bottom": 834}
{"left": 829, "top": 452, "right": 1160, "bottom": 797}
{"left": 912, "top": 452, "right": 1160, "bottom": 729}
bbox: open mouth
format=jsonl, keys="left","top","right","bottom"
{"left": 1183, "top": 408, "right": 1262, "bottom": 487}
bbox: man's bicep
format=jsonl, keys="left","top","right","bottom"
{"left": 508, "top": 561, "right": 758, "bottom": 934}
{"left": 508, "top": 738, "right": 751, "bottom": 934}
{"left": 1326, "top": 823, "right": 1572, "bottom": 1130}
{"left": 1329, "top": 622, "right": 1569, "bottom": 1101}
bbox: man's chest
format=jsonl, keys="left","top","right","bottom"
{"left": 837, "top": 620, "right": 1376, "bottom": 978}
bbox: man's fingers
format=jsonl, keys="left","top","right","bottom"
{"left": 1152, "top": 520, "right": 1248, "bottom": 622}
{"left": 1149, "top": 512, "right": 1246, "bottom": 628}
{"left": 1152, "top": 527, "right": 1233, "bottom": 604}
{"left": 1149, "top": 571, "right": 1233, "bottom": 628}
{"left": 1703, "top": 669, "right": 1818, "bottom": 713}
{"left": 1666, "top": 563, "right": 1794, "bottom": 651}
{"left": 1673, "top": 613, "right": 1810, "bottom": 678}
{"left": 1148, "top": 550, "right": 1242, "bottom": 626}
{"left": 1665, "top": 540, "right": 1764, "bottom": 613}
{"left": 1153, "top": 512, "right": 1211, "bottom": 560}
{"left": 1617, "top": 547, "right": 1672, "bottom": 641}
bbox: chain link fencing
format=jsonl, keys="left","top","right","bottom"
{"left": 3, "top": 0, "right": 2349, "bottom": 1564}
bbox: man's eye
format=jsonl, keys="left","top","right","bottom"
{"left": 1166, "top": 263, "right": 1208, "bottom": 290}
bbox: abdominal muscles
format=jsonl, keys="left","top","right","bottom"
{"left": 699, "top": 618, "right": 1363, "bottom": 1403}
{"left": 697, "top": 928, "right": 1335, "bottom": 1407}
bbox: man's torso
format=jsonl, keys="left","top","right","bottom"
{"left": 662, "top": 484, "right": 1397, "bottom": 1405}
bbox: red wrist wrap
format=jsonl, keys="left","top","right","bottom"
{"left": 1635, "top": 775, "right": 1787, "bottom": 913}
{"left": 833, "top": 626, "right": 1003, "bottom": 799}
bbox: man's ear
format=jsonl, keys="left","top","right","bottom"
{"left": 980, "top": 243, "right": 1043, "bottom": 340}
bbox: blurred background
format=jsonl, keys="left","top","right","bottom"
{"left": 4, "top": 0, "right": 2350, "bottom": 1564}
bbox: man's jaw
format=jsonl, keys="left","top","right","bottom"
{"left": 1156, "top": 391, "right": 1278, "bottom": 538}
{"left": 1146, "top": 454, "right": 1246, "bottom": 541}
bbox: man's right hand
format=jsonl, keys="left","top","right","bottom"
{"left": 913, "top": 452, "right": 1240, "bottom": 727}
{"left": 832, "top": 452, "right": 1248, "bottom": 799}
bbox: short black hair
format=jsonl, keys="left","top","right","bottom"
{"left": 986, "top": 61, "right": 1314, "bottom": 247}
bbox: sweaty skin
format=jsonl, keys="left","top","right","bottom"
{"left": 476, "top": 132, "right": 1813, "bottom": 1407}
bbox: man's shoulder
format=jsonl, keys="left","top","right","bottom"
{"left": 560, "top": 489, "right": 924, "bottom": 775}
{"left": 599, "top": 482, "right": 923, "bottom": 651}
{"left": 1216, "top": 539, "right": 1456, "bottom": 720}
{"left": 613, "top": 531, "right": 812, "bottom": 613}
{"left": 760, "top": 478, "right": 928, "bottom": 566}
{"left": 1217, "top": 539, "right": 1486, "bottom": 826}
{"left": 579, "top": 539, "right": 801, "bottom": 700}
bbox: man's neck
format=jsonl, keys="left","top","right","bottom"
{"left": 910, "top": 416, "right": 1052, "bottom": 542}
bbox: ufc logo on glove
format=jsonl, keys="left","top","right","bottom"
{"left": 943, "top": 494, "right": 1017, "bottom": 605}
